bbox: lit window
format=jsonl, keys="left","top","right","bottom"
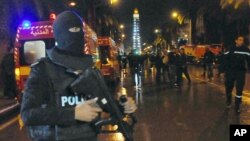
{"left": 24, "top": 41, "right": 46, "bottom": 64}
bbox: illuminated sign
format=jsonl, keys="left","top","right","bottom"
{"left": 98, "top": 37, "right": 110, "bottom": 46}
{"left": 31, "top": 28, "right": 50, "bottom": 37}
{"left": 18, "top": 21, "right": 54, "bottom": 40}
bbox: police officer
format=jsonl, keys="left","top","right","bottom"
{"left": 223, "top": 36, "right": 250, "bottom": 113}
{"left": 203, "top": 47, "right": 215, "bottom": 81}
{"left": 21, "top": 11, "right": 137, "bottom": 141}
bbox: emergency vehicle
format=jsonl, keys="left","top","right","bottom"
{"left": 195, "top": 44, "right": 222, "bottom": 58}
{"left": 96, "top": 37, "right": 120, "bottom": 84}
{"left": 14, "top": 20, "right": 98, "bottom": 102}
{"left": 181, "top": 44, "right": 223, "bottom": 64}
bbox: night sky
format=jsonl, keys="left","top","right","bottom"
{"left": 111, "top": 0, "right": 184, "bottom": 47}
{"left": 16, "top": 0, "right": 186, "bottom": 47}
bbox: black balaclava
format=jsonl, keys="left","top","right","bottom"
{"left": 53, "top": 11, "right": 84, "bottom": 56}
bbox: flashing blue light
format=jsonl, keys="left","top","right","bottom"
{"left": 22, "top": 20, "right": 31, "bottom": 28}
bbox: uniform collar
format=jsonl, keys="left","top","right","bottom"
{"left": 46, "top": 47, "right": 93, "bottom": 71}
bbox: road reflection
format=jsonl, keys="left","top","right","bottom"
{"left": 133, "top": 73, "right": 144, "bottom": 107}
{"left": 98, "top": 132, "right": 124, "bottom": 141}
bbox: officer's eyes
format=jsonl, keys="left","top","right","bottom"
{"left": 68, "top": 27, "right": 81, "bottom": 32}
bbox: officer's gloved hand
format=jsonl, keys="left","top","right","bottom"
{"left": 74, "top": 98, "right": 102, "bottom": 122}
{"left": 117, "top": 87, "right": 137, "bottom": 114}
{"left": 120, "top": 97, "right": 137, "bottom": 114}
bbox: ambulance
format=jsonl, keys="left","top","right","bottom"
{"left": 14, "top": 19, "right": 98, "bottom": 102}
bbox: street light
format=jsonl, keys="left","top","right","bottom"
{"left": 69, "top": 1, "right": 76, "bottom": 7}
{"left": 171, "top": 10, "right": 192, "bottom": 44}
{"left": 220, "top": 0, "right": 249, "bottom": 9}
{"left": 154, "top": 29, "right": 160, "bottom": 34}
{"left": 110, "top": 0, "right": 119, "bottom": 5}
{"left": 171, "top": 11, "right": 184, "bottom": 25}
{"left": 122, "top": 34, "right": 125, "bottom": 38}
{"left": 172, "top": 11, "right": 178, "bottom": 18}
{"left": 120, "top": 24, "right": 124, "bottom": 29}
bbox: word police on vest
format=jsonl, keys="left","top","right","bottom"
{"left": 61, "top": 96, "right": 85, "bottom": 107}
{"left": 230, "top": 125, "right": 250, "bottom": 141}
{"left": 61, "top": 96, "right": 107, "bottom": 107}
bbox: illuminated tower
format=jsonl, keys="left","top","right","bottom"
{"left": 132, "top": 8, "right": 141, "bottom": 54}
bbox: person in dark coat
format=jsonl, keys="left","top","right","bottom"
{"left": 179, "top": 48, "right": 191, "bottom": 84}
{"left": 203, "top": 47, "right": 215, "bottom": 81}
{"left": 1, "top": 49, "right": 16, "bottom": 99}
{"left": 223, "top": 36, "right": 250, "bottom": 113}
{"left": 127, "top": 50, "right": 142, "bottom": 86}
{"left": 121, "top": 52, "right": 128, "bottom": 73}
{"left": 168, "top": 48, "right": 177, "bottom": 84}
{"left": 216, "top": 50, "right": 224, "bottom": 77}
{"left": 155, "top": 52, "right": 164, "bottom": 83}
{"left": 21, "top": 11, "right": 137, "bottom": 141}
{"left": 174, "top": 49, "right": 182, "bottom": 86}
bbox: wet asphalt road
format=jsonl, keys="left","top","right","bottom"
{"left": 0, "top": 66, "right": 250, "bottom": 141}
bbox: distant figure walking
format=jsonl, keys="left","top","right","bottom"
{"left": 203, "top": 47, "right": 215, "bottom": 81}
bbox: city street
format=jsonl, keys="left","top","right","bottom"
{"left": 1, "top": 67, "right": 250, "bottom": 141}
{"left": 1, "top": 1, "right": 250, "bottom": 141}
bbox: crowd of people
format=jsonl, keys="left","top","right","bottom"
{"left": 117, "top": 36, "right": 250, "bottom": 115}
{"left": 118, "top": 47, "right": 192, "bottom": 87}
